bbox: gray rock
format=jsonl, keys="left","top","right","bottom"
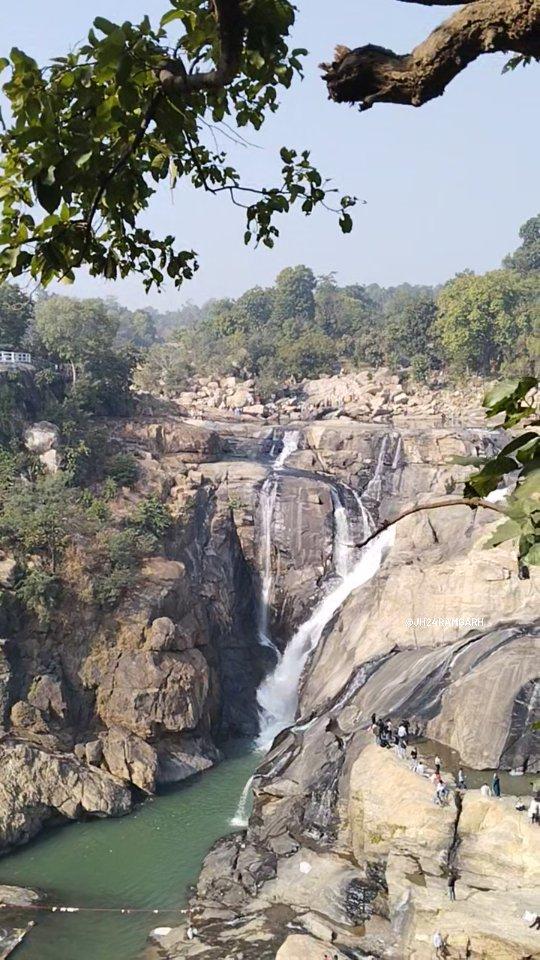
{"left": 85, "top": 739, "right": 103, "bottom": 767}
{"left": 0, "top": 558, "right": 17, "bottom": 589}
{"left": 100, "top": 726, "right": 158, "bottom": 793}
{"left": 97, "top": 649, "right": 210, "bottom": 740}
{"left": 145, "top": 616, "right": 177, "bottom": 652}
{"left": 23, "top": 421, "right": 60, "bottom": 455}
{"left": 0, "top": 741, "right": 131, "bottom": 850}
{"left": 10, "top": 701, "right": 48, "bottom": 733}
{"left": 27, "top": 675, "right": 66, "bottom": 720}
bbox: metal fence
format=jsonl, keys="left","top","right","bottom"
{"left": 0, "top": 350, "right": 33, "bottom": 365}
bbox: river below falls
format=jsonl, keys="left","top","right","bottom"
{"left": 0, "top": 742, "right": 258, "bottom": 960}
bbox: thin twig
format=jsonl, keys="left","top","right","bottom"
{"left": 356, "top": 497, "right": 507, "bottom": 551}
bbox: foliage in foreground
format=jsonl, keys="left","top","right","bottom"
{"left": 463, "top": 378, "right": 539, "bottom": 570}
{"left": 0, "top": 6, "right": 354, "bottom": 290}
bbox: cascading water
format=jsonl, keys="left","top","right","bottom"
{"left": 392, "top": 435, "right": 404, "bottom": 470}
{"left": 256, "top": 521, "right": 395, "bottom": 749}
{"left": 230, "top": 774, "right": 254, "bottom": 827}
{"left": 256, "top": 430, "right": 301, "bottom": 651}
{"left": 364, "top": 434, "right": 390, "bottom": 501}
{"left": 330, "top": 487, "right": 353, "bottom": 579}
{"left": 274, "top": 429, "right": 300, "bottom": 470}
{"left": 353, "top": 491, "right": 375, "bottom": 538}
{"left": 258, "top": 477, "right": 279, "bottom": 649}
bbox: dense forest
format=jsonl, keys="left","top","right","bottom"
{"left": 1, "top": 213, "right": 538, "bottom": 412}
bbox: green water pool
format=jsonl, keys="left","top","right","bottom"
{"left": 0, "top": 742, "right": 258, "bottom": 960}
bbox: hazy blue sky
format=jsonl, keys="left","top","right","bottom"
{"left": 2, "top": 2, "right": 539, "bottom": 309}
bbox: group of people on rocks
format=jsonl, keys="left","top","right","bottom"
{"left": 368, "top": 715, "right": 519, "bottom": 810}
{"left": 367, "top": 713, "right": 540, "bottom": 958}
{"left": 370, "top": 713, "right": 411, "bottom": 751}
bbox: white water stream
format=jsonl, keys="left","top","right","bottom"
{"left": 256, "top": 430, "right": 300, "bottom": 651}
{"left": 364, "top": 434, "right": 390, "bottom": 500}
{"left": 230, "top": 774, "right": 255, "bottom": 827}
{"left": 330, "top": 488, "right": 353, "bottom": 579}
{"left": 256, "top": 522, "right": 395, "bottom": 749}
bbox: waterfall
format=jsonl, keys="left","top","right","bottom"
{"left": 353, "top": 491, "right": 375, "bottom": 538}
{"left": 258, "top": 477, "right": 279, "bottom": 648}
{"left": 274, "top": 430, "right": 300, "bottom": 470}
{"left": 230, "top": 775, "right": 254, "bottom": 827}
{"left": 392, "top": 435, "right": 404, "bottom": 470}
{"left": 256, "top": 521, "right": 395, "bottom": 750}
{"left": 364, "top": 435, "right": 390, "bottom": 501}
{"left": 330, "top": 488, "right": 355, "bottom": 579}
{"left": 256, "top": 430, "right": 301, "bottom": 650}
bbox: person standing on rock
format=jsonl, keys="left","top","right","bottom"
{"left": 492, "top": 772, "right": 501, "bottom": 797}
{"left": 434, "top": 754, "right": 441, "bottom": 775}
{"left": 480, "top": 783, "right": 492, "bottom": 798}
{"left": 457, "top": 768, "right": 467, "bottom": 790}
{"left": 432, "top": 930, "right": 447, "bottom": 958}
{"left": 447, "top": 871, "right": 457, "bottom": 901}
{"left": 397, "top": 721, "right": 408, "bottom": 744}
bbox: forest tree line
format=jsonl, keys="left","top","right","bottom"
{"left": 1, "top": 213, "right": 538, "bottom": 412}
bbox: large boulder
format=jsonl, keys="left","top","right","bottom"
{"left": 23, "top": 421, "right": 60, "bottom": 455}
{"left": 27, "top": 675, "right": 66, "bottom": 720}
{"left": 0, "top": 556, "right": 17, "bottom": 589}
{"left": 23, "top": 421, "right": 61, "bottom": 473}
{"left": 96, "top": 648, "right": 209, "bottom": 739}
{"left": 0, "top": 741, "right": 131, "bottom": 850}
{"left": 100, "top": 725, "right": 158, "bottom": 793}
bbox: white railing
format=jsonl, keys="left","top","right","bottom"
{"left": 0, "top": 351, "right": 32, "bottom": 365}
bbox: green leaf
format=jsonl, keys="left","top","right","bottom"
{"left": 340, "top": 212, "right": 353, "bottom": 234}
{"left": 526, "top": 542, "right": 540, "bottom": 565}
{"left": 498, "top": 432, "right": 539, "bottom": 458}
{"left": 160, "top": 9, "right": 184, "bottom": 27}
{"left": 484, "top": 517, "right": 521, "bottom": 549}
{"left": 34, "top": 179, "right": 61, "bottom": 214}
{"left": 450, "top": 455, "right": 486, "bottom": 467}
{"left": 93, "top": 16, "right": 117, "bottom": 35}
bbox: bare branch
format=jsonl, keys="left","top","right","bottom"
{"left": 356, "top": 497, "right": 508, "bottom": 551}
{"left": 322, "top": 0, "right": 540, "bottom": 109}
{"left": 396, "top": 0, "right": 476, "bottom": 5}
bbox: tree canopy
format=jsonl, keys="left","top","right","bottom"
{"left": 0, "top": 284, "right": 34, "bottom": 348}
{"left": 2, "top": 2, "right": 537, "bottom": 293}
{"left": 0, "top": 3, "right": 355, "bottom": 291}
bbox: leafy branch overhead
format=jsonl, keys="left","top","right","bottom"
{"left": 0, "top": 1, "right": 356, "bottom": 291}
{"left": 458, "top": 378, "right": 540, "bottom": 570}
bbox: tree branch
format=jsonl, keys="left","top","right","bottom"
{"left": 321, "top": 0, "right": 540, "bottom": 109}
{"left": 159, "top": 0, "right": 245, "bottom": 94}
{"left": 76, "top": 90, "right": 162, "bottom": 267}
{"left": 356, "top": 496, "right": 507, "bottom": 551}
{"left": 396, "top": 0, "right": 476, "bottom": 5}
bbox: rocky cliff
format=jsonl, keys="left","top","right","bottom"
{"left": 0, "top": 372, "right": 538, "bottom": 960}
{"left": 143, "top": 380, "right": 539, "bottom": 960}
